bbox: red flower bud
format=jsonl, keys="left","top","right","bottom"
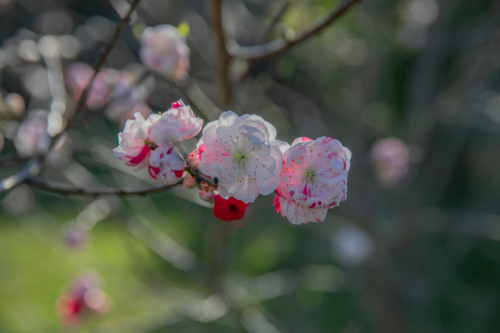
{"left": 213, "top": 194, "right": 249, "bottom": 222}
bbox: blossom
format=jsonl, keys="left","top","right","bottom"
{"left": 56, "top": 275, "right": 110, "bottom": 325}
{"left": 199, "top": 190, "right": 215, "bottom": 202}
{"left": 198, "top": 111, "right": 284, "bottom": 203}
{"left": 64, "top": 64, "right": 151, "bottom": 123}
{"left": 140, "top": 25, "right": 190, "bottom": 79}
{"left": 183, "top": 172, "right": 198, "bottom": 188}
{"left": 113, "top": 112, "right": 158, "bottom": 170}
{"left": 370, "top": 137, "right": 409, "bottom": 188}
{"left": 148, "top": 144, "right": 185, "bottom": 184}
{"left": 187, "top": 138, "right": 206, "bottom": 168}
{"left": 273, "top": 136, "right": 351, "bottom": 225}
{"left": 14, "top": 109, "right": 50, "bottom": 157}
{"left": 149, "top": 100, "right": 203, "bottom": 145}
{"left": 213, "top": 194, "right": 249, "bottom": 222}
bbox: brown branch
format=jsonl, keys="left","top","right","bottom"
{"left": 229, "top": 0, "right": 362, "bottom": 62}
{"left": 206, "top": 0, "right": 232, "bottom": 108}
{"left": 26, "top": 177, "right": 182, "bottom": 196}
{"left": 0, "top": 0, "right": 142, "bottom": 194}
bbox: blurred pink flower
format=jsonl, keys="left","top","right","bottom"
{"left": 273, "top": 137, "right": 351, "bottom": 225}
{"left": 148, "top": 144, "right": 185, "bottom": 184}
{"left": 64, "top": 63, "right": 151, "bottom": 123}
{"left": 370, "top": 137, "right": 409, "bottom": 188}
{"left": 140, "top": 25, "right": 190, "bottom": 80}
{"left": 149, "top": 100, "right": 203, "bottom": 145}
{"left": 198, "top": 111, "right": 284, "bottom": 204}
{"left": 56, "top": 275, "right": 110, "bottom": 325}
{"left": 14, "top": 110, "right": 50, "bottom": 157}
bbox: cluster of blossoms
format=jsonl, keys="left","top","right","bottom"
{"left": 114, "top": 101, "right": 351, "bottom": 225}
{"left": 64, "top": 63, "right": 152, "bottom": 124}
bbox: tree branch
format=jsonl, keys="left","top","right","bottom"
{"left": 206, "top": 0, "right": 232, "bottom": 108}
{"left": 0, "top": 0, "right": 142, "bottom": 194}
{"left": 26, "top": 177, "right": 182, "bottom": 196}
{"left": 256, "top": 0, "right": 292, "bottom": 45}
{"left": 175, "top": 76, "right": 222, "bottom": 121}
{"left": 229, "top": 0, "right": 362, "bottom": 62}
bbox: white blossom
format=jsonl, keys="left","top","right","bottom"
{"left": 198, "top": 111, "right": 284, "bottom": 203}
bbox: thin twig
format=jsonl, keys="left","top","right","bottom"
{"left": 0, "top": 0, "right": 141, "bottom": 194}
{"left": 26, "top": 177, "right": 182, "bottom": 196}
{"left": 230, "top": 0, "right": 361, "bottom": 62}
{"left": 176, "top": 76, "right": 223, "bottom": 121}
{"left": 257, "top": 0, "right": 292, "bottom": 45}
{"left": 206, "top": 0, "right": 232, "bottom": 108}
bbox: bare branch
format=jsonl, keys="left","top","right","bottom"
{"left": 176, "top": 76, "right": 223, "bottom": 121}
{"left": 257, "top": 0, "right": 292, "bottom": 45}
{"left": 26, "top": 177, "right": 183, "bottom": 196}
{"left": 206, "top": 0, "right": 232, "bottom": 108}
{"left": 0, "top": 0, "right": 142, "bottom": 194}
{"left": 229, "top": 0, "right": 362, "bottom": 62}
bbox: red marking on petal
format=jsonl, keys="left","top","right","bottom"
{"left": 171, "top": 101, "right": 182, "bottom": 109}
{"left": 173, "top": 169, "right": 184, "bottom": 178}
{"left": 301, "top": 185, "right": 308, "bottom": 195}
{"left": 128, "top": 145, "right": 150, "bottom": 165}
{"left": 148, "top": 166, "right": 160, "bottom": 179}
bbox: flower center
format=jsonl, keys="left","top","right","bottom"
{"left": 303, "top": 168, "right": 318, "bottom": 183}
{"left": 144, "top": 139, "right": 158, "bottom": 150}
{"left": 233, "top": 150, "right": 246, "bottom": 165}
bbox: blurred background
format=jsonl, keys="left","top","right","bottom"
{"left": 1, "top": 0, "right": 500, "bottom": 332}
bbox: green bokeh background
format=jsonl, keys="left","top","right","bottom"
{"left": 1, "top": 0, "right": 500, "bottom": 332}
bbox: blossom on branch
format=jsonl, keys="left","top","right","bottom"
{"left": 113, "top": 112, "right": 157, "bottom": 170}
{"left": 273, "top": 137, "right": 351, "bottom": 225}
{"left": 149, "top": 100, "right": 203, "bottom": 144}
{"left": 148, "top": 144, "right": 186, "bottom": 184}
{"left": 213, "top": 194, "right": 249, "bottom": 222}
{"left": 198, "top": 111, "right": 284, "bottom": 203}
{"left": 140, "top": 25, "right": 190, "bottom": 80}
{"left": 187, "top": 138, "right": 206, "bottom": 168}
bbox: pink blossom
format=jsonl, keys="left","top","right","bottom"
{"left": 199, "top": 190, "right": 215, "bottom": 202}
{"left": 149, "top": 100, "right": 203, "bottom": 144}
{"left": 183, "top": 172, "right": 198, "bottom": 188}
{"left": 148, "top": 144, "right": 186, "bottom": 184}
{"left": 14, "top": 110, "right": 50, "bottom": 157}
{"left": 273, "top": 137, "right": 351, "bottom": 225}
{"left": 64, "top": 64, "right": 151, "bottom": 123}
{"left": 187, "top": 138, "right": 206, "bottom": 168}
{"left": 198, "top": 111, "right": 285, "bottom": 203}
{"left": 140, "top": 25, "right": 190, "bottom": 80}
{"left": 56, "top": 275, "right": 110, "bottom": 325}
{"left": 370, "top": 137, "right": 409, "bottom": 188}
{"left": 113, "top": 112, "right": 158, "bottom": 171}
